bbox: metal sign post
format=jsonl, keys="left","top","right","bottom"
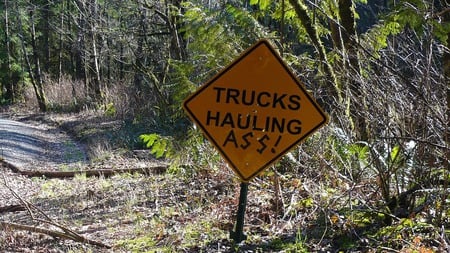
{"left": 230, "top": 182, "right": 249, "bottom": 243}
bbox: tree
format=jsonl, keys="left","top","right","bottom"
{"left": 17, "top": 1, "right": 47, "bottom": 111}
{"left": 40, "top": 0, "right": 51, "bottom": 74}
{"left": 1, "top": 0, "right": 14, "bottom": 102}
{"left": 72, "top": 0, "right": 102, "bottom": 101}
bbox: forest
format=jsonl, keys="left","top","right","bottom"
{"left": 0, "top": 0, "right": 449, "bottom": 252}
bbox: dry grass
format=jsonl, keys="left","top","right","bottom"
{"left": 22, "top": 74, "right": 150, "bottom": 121}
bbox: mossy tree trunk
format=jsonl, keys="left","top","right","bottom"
{"left": 337, "top": 0, "right": 369, "bottom": 141}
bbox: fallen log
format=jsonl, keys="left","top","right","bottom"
{"left": 0, "top": 159, "right": 168, "bottom": 179}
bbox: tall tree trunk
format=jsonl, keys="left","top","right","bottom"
{"left": 338, "top": 0, "right": 360, "bottom": 72}
{"left": 441, "top": 6, "right": 450, "bottom": 229}
{"left": 119, "top": 42, "right": 125, "bottom": 80}
{"left": 41, "top": 0, "right": 51, "bottom": 73}
{"left": 29, "top": 8, "right": 48, "bottom": 112}
{"left": 84, "top": 0, "right": 102, "bottom": 101}
{"left": 338, "top": 0, "right": 369, "bottom": 140}
{"left": 58, "top": 0, "right": 65, "bottom": 84}
{"left": 74, "top": 0, "right": 87, "bottom": 87}
{"left": 133, "top": 1, "right": 146, "bottom": 90}
{"left": 3, "top": 0, "right": 14, "bottom": 102}
{"left": 89, "top": 24, "right": 102, "bottom": 100}
{"left": 104, "top": 7, "right": 111, "bottom": 82}
{"left": 288, "top": 0, "right": 342, "bottom": 105}
{"left": 166, "top": 0, "right": 187, "bottom": 61}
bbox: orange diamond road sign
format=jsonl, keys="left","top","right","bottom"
{"left": 183, "top": 39, "right": 328, "bottom": 181}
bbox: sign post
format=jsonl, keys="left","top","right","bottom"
{"left": 230, "top": 182, "right": 249, "bottom": 243}
{"left": 183, "top": 39, "right": 328, "bottom": 243}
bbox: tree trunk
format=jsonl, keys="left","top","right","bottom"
{"left": 74, "top": 0, "right": 87, "bottom": 87}
{"left": 58, "top": 0, "right": 65, "bottom": 84}
{"left": 441, "top": 6, "right": 450, "bottom": 229}
{"left": 133, "top": 1, "right": 146, "bottom": 90}
{"left": 41, "top": 0, "right": 51, "bottom": 73}
{"left": 88, "top": 0, "right": 102, "bottom": 101}
{"left": 3, "top": 0, "right": 14, "bottom": 102}
{"left": 337, "top": 0, "right": 369, "bottom": 140}
{"left": 288, "top": 0, "right": 342, "bottom": 105}
{"left": 119, "top": 42, "right": 125, "bottom": 80}
{"left": 28, "top": 8, "right": 48, "bottom": 112}
{"left": 166, "top": 0, "right": 187, "bottom": 61}
{"left": 338, "top": 0, "right": 359, "bottom": 72}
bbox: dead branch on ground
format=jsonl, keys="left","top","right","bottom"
{"left": 0, "top": 174, "right": 111, "bottom": 249}
{"left": 0, "top": 204, "right": 26, "bottom": 214}
{"left": 0, "top": 221, "right": 110, "bottom": 248}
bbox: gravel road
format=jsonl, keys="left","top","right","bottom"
{"left": 0, "top": 115, "right": 87, "bottom": 171}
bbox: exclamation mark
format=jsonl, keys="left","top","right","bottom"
{"left": 271, "top": 136, "right": 282, "bottom": 153}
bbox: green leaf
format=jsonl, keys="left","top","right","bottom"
{"left": 348, "top": 143, "right": 369, "bottom": 161}
{"left": 299, "top": 197, "right": 314, "bottom": 208}
{"left": 249, "top": 0, "right": 272, "bottom": 11}
{"left": 259, "top": 0, "right": 271, "bottom": 10}
{"left": 390, "top": 145, "right": 400, "bottom": 162}
{"left": 400, "top": 218, "right": 414, "bottom": 227}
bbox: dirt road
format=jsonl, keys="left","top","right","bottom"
{"left": 0, "top": 115, "right": 87, "bottom": 171}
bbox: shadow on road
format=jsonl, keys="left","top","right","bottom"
{"left": 0, "top": 117, "right": 87, "bottom": 171}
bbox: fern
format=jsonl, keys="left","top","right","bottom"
{"left": 363, "top": 0, "right": 449, "bottom": 54}
{"left": 139, "top": 133, "right": 174, "bottom": 159}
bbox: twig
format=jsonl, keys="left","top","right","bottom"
{"left": 441, "top": 225, "right": 450, "bottom": 250}
{"left": 1, "top": 173, "right": 35, "bottom": 219}
{"left": 379, "top": 136, "right": 448, "bottom": 150}
{"left": 0, "top": 221, "right": 111, "bottom": 248}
